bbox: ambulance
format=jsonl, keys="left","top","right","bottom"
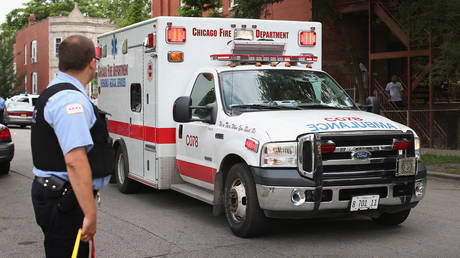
{"left": 97, "top": 17, "right": 426, "bottom": 237}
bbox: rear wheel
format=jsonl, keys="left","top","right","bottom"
{"left": 115, "top": 148, "right": 140, "bottom": 193}
{"left": 372, "top": 209, "right": 411, "bottom": 226}
{"left": 224, "top": 163, "right": 266, "bottom": 237}
{"left": 0, "top": 162, "right": 10, "bottom": 175}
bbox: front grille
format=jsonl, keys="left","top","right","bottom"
{"left": 302, "top": 131, "right": 415, "bottom": 186}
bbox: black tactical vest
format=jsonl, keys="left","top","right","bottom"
{"left": 31, "top": 83, "right": 114, "bottom": 179}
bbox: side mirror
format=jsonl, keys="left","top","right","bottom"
{"left": 173, "top": 96, "right": 192, "bottom": 122}
{"left": 366, "top": 96, "right": 380, "bottom": 114}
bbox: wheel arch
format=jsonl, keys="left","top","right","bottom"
{"left": 213, "top": 154, "right": 248, "bottom": 216}
{"left": 113, "top": 137, "right": 129, "bottom": 175}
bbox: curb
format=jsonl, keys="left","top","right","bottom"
{"left": 427, "top": 172, "right": 460, "bottom": 181}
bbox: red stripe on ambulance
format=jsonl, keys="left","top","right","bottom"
{"left": 108, "top": 120, "right": 176, "bottom": 144}
{"left": 176, "top": 159, "right": 216, "bottom": 184}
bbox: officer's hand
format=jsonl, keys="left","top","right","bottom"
{"left": 81, "top": 213, "right": 97, "bottom": 242}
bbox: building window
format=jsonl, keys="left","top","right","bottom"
{"left": 32, "top": 72, "right": 38, "bottom": 94}
{"left": 24, "top": 45, "right": 27, "bottom": 65}
{"left": 31, "top": 40, "right": 37, "bottom": 63}
{"left": 55, "top": 37, "right": 62, "bottom": 58}
{"left": 24, "top": 75, "right": 28, "bottom": 92}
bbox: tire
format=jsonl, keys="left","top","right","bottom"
{"left": 372, "top": 209, "right": 411, "bottom": 226}
{"left": 0, "top": 162, "right": 10, "bottom": 175}
{"left": 115, "top": 147, "right": 140, "bottom": 194}
{"left": 224, "top": 163, "right": 266, "bottom": 237}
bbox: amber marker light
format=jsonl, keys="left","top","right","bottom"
{"left": 168, "top": 51, "right": 183, "bottom": 62}
{"left": 285, "top": 62, "right": 291, "bottom": 67}
{"left": 255, "top": 62, "right": 262, "bottom": 67}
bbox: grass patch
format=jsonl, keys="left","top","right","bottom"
{"left": 421, "top": 154, "right": 460, "bottom": 165}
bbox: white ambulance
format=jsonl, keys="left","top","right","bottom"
{"left": 97, "top": 16, "right": 426, "bottom": 237}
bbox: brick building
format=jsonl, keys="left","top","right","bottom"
{"left": 14, "top": 4, "right": 116, "bottom": 95}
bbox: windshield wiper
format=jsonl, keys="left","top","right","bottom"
{"left": 231, "top": 104, "right": 301, "bottom": 110}
{"left": 297, "top": 104, "right": 350, "bottom": 110}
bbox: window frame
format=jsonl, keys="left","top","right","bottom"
{"left": 54, "top": 37, "right": 62, "bottom": 58}
{"left": 24, "top": 44, "right": 27, "bottom": 65}
{"left": 32, "top": 72, "right": 38, "bottom": 94}
{"left": 189, "top": 72, "right": 217, "bottom": 120}
{"left": 31, "top": 40, "right": 37, "bottom": 63}
{"left": 130, "top": 83, "right": 142, "bottom": 112}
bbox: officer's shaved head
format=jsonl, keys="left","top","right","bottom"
{"left": 58, "top": 35, "right": 96, "bottom": 72}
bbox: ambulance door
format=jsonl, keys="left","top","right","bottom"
{"left": 126, "top": 47, "right": 144, "bottom": 177}
{"left": 143, "top": 53, "right": 157, "bottom": 183}
{"left": 178, "top": 72, "right": 216, "bottom": 190}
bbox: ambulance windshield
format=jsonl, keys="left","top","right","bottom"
{"left": 220, "top": 70, "right": 357, "bottom": 113}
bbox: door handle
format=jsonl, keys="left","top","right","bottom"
{"left": 129, "top": 117, "right": 132, "bottom": 127}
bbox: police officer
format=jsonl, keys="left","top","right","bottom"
{"left": 31, "top": 35, "right": 113, "bottom": 257}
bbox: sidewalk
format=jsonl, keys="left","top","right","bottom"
{"left": 421, "top": 148, "right": 460, "bottom": 181}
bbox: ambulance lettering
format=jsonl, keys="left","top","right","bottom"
{"left": 255, "top": 30, "right": 289, "bottom": 39}
{"left": 185, "top": 135, "right": 199, "bottom": 148}
{"left": 98, "top": 64, "right": 128, "bottom": 87}
{"left": 307, "top": 121, "right": 398, "bottom": 131}
{"left": 192, "top": 28, "right": 232, "bottom": 38}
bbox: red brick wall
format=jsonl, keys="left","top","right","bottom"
{"left": 265, "top": 0, "right": 312, "bottom": 21}
{"left": 15, "top": 19, "right": 50, "bottom": 94}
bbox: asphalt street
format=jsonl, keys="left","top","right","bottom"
{"left": 1, "top": 127, "right": 460, "bottom": 257}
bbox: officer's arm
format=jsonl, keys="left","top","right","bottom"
{"left": 65, "top": 146, "right": 96, "bottom": 241}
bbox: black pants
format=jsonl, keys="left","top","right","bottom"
{"left": 31, "top": 181, "right": 89, "bottom": 258}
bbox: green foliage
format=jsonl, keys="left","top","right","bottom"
{"left": 178, "top": 0, "right": 224, "bottom": 17}
{"left": 0, "top": 0, "right": 152, "bottom": 33}
{"left": 389, "top": 0, "right": 460, "bottom": 84}
{"left": 421, "top": 154, "right": 460, "bottom": 165}
{"left": 231, "top": 0, "right": 283, "bottom": 18}
{"left": 0, "top": 34, "right": 24, "bottom": 97}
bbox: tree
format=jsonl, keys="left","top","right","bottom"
{"left": 231, "top": 0, "right": 283, "bottom": 19}
{"left": 312, "top": 0, "right": 366, "bottom": 104}
{"left": 1, "top": 0, "right": 152, "bottom": 32}
{"left": 0, "top": 33, "right": 25, "bottom": 97}
{"left": 178, "top": 0, "right": 223, "bottom": 17}
{"left": 390, "top": 0, "right": 460, "bottom": 86}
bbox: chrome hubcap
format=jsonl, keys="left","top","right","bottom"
{"left": 117, "top": 153, "right": 125, "bottom": 184}
{"left": 228, "top": 178, "right": 247, "bottom": 222}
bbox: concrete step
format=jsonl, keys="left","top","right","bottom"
{"left": 171, "top": 183, "right": 214, "bottom": 205}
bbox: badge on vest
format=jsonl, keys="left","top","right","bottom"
{"left": 65, "top": 103, "right": 84, "bottom": 115}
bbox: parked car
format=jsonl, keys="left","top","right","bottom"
{"left": 3, "top": 94, "right": 39, "bottom": 128}
{"left": 0, "top": 124, "right": 14, "bottom": 174}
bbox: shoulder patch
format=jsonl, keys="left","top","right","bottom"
{"left": 65, "top": 103, "right": 84, "bottom": 115}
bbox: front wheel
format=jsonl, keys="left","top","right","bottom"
{"left": 224, "top": 163, "right": 266, "bottom": 237}
{"left": 372, "top": 209, "right": 411, "bottom": 226}
{"left": 115, "top": 148, "right": 140, "bottom": 194}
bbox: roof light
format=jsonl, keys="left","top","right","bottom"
{"left": 210, "top": 54, "right": 318, "bottom": 63}
{"left": 393, "top": 139, "right": 411, "bottom": 150}
{"left": 234, "top": 29, "right": 254, "bottom": 40}
{"left": 168, "top": 51, "right": 183, "bottom": 62}
{"left": 285, "top": 62, "right": 291, "bottom": 67}
{"left": 145, "top": 33, "right": 155, "bottom": 48}
{"left": 299, "top": 31, "right": 316, "bottom": 46}
{"left": 255, "top": 62, "right": 262, "bottom": 67}
{"left": 270, "top": 62, "right": 277, "bottom": 67}
{"left": 306, "top": 64, "right": 312, "bottom": 68}
{"left": 95, "top": 46, "right": 101, "bottom": 59}
{"left": 245, "top": 138, "right": 259, "bottom": 152}
{"left": 167, "top": 27, "right": 186, "bottom": 43}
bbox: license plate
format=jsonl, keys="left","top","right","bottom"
{"left": 350, "top": 195, "right": 379, "bottom": 212}
{"left": 21, "top": 114, "right": 26, "bottom": 117}
{"left": 396, "top": 157, "right": 417, "bottom": 176}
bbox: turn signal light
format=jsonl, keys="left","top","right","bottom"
{"left": 393, "top": 140, "right": 411, "bottom": 150}
{"left": 168, "top": 51, "right": 183, "bottom": 62}
{"left": 95, "top": 46, "right": 101, "bottom": 59}
{"left": 167, "top": 27, "right": 186, "bottom": 43}
{"left": 299, "top": 31, "right": 316, "bottom": 46}
{"left": 0, "top": 127, "right": 11, "bottom": 141}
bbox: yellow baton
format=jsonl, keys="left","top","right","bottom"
{"left": 71, "top": 229, "right": 82, "bottom": 258}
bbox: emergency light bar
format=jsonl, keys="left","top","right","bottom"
{"left": 210, "top": 54, "right": 318, "bottom": 63}
{"left": 299, "top": 31, "right": 316, "bottom": 46}
{"left": 167, "top": 27, "right": 186, "bottom": 43}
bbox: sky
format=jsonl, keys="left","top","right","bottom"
{"left": 1, "top": 0, "right": 30, "bottom": 24}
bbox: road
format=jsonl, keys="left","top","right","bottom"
{"left": 1, "top": 128, "right": 460, "bottom": 257}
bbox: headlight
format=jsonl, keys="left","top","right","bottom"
{"left": 261, "top": 142, "right": 297, "bottom": 167}
{"left": 414, "top": 137, "right": 420, "bottom": 159}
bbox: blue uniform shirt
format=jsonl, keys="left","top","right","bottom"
{"left": 0, "top": 97, "right": 5, "bottom": 109}
{"left": 33, "top": 72, "right": 110, "bottom": 190}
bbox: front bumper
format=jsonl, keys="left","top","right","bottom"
{"left": 251, "top": 162, "right": 426, "bottom": 217}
